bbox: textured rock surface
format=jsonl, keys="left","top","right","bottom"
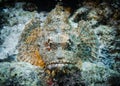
{"left": 0, "top": 62, "right": 44, "bottom": 86}
{"left": 81, "top": 62, "right": 120, "bottom": 86}
{"left": 0, "top": 62, "right": 119, "bottom": 86}
{"left": 0, "top": 62, "right": 83, "bottom": 86}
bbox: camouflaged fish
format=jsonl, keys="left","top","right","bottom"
{"left": 17, "top": 5, "right": 99, "bottom": 74}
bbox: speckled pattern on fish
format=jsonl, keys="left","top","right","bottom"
{"left": 17, "top": 5, "right": 99, "bottom": 72}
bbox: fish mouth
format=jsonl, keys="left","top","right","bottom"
{"left": 46, "top": 60, "right": 76, "bottom": 70}
{"left": 45, "top": 60, "right": 82, "bottom": 77}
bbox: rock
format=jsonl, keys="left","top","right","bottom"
{"left": 0, "top": 62, "right": 44, "bottom": 86}
{"left": 0, "top": 62, "right": 119, "bottom": 86}
{"left": 81, "top": 62, "right": 120, "bottom": 86}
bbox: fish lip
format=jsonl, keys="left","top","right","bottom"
{"left": 46, "top": 60, "right": 76, "bottom": 66}
{"left": 45, "top": 60, "right": 76, "bottom": 69}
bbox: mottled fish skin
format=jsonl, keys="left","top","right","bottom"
{"left": 17, "top": 5, "right": 99, "bottom": 70}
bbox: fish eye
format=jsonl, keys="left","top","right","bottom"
{"left": 64, "top": 42, "right": 72, "bottom": 51}
{"left": 50, "top": 43, "right": 58, "bottom": 50}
